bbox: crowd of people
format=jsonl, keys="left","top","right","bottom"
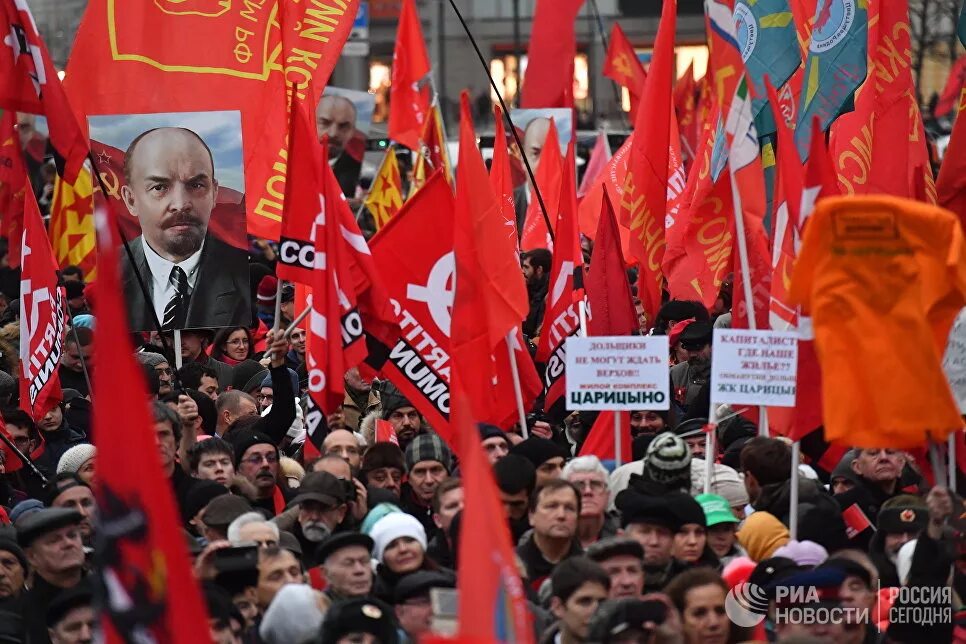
{"left": 0, "top": 235, "right": 963, "bottom": 644}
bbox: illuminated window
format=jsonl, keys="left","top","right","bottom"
{"left": 369, "top": 60, "right": 391, "bottom": 123}
{"left": 491, "top": 54, "right": 524, "bottom": 106}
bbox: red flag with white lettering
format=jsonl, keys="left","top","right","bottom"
{"left": 19, "top": 181, "right": 65, "bottom": 421}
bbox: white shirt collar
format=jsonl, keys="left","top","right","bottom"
{"left": 142, "top": 237, "right": 204, "bottom": 290}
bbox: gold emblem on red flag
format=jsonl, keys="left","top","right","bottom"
{"left": 156, "top": 0, "right": 232, "bottom": 17}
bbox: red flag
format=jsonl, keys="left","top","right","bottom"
{"left": 621, "top": 0, "right": 676, "bottom": 325}
{"left": 370, "top": 172, "right": 457, "bottom": 443}
{"left": 375, "top": 419, "right": 399, "bottom": 446}
{"left": 0, "top": 1, "right": 87, "bottom": 182}
{"left": 452, "top": 91, "right": 531, "bottom": 426}
{"left": 520, "top": 119, "right": 563, "bottom": 251}
{"left": 537, "top": 142, "right": 586, "bottom": 421}
{"left": 937, "top": 90, "right": 966, "bottom": 226}
{"left": 674, "top": 62, "right": 699, "bottom": 163}
{"left": 577, "top": 131, "right": 611, "bottom": 199}
{"left": 452, "top": 391, "right": 534, "bottom": 641}
{"left": 665, "top": 112, "right": 734, "bottom": 307}
{"left": 935, "top": 57, "right": 966, "bottom": 119}
{"left": 490, "top": 105, "right": 519, "bottom": 240}
{"left": 521, "top": 0, "right": 584, "bottom": 109}
{"left": 603, "top": 23, "right": 646, "bottom": 117}
{"left": 587, "top": 193, "right": 636, "bottom": 336}
{"left": 410, "top": 105, "right": 452, "bottom": 195}
{"left": 91, "top": 187, "right": 208, "bottom": 640}
{"left": 277, "top": 95, "right": 326, "bottom": 286}
{"left": 388, "top": 0, "right": 432, "bottom": 151}
{"left": 578, "top": 411, "right": 632, "bottom": 463}
{"left": 0, "top": 110, "right": 26, "bottom": 268}
{"left": 767, "top": 80, "right": 805, "bottom": 332}
{"left": 829, "top": 0, "right": 936, "bottom": 203}
{"left": 577, "top": 137, "right": 632, "bottom": 257}
{"left": 19, "top": 181, "right": 65, "bottom": 421}
{"left": 65, "top": 0, "right": 359, "bottom": 240}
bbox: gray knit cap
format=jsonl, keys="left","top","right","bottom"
{"left": 134, "top": 351, "right": 167, "bottom": 368}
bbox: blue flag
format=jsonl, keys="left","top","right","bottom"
{"left": 794, "top": 0, "right": 868, "bottom": 158}
{"left": 734, "top": 0, "right": 801, "bottom": 137}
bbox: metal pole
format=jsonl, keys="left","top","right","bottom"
{"left": 789, "top": 441, "right": 800, "bottom": 540}
{"left": 949, "top": 433, "right": 958, "bottom": 493}
{"left": 445, "top": 0, "right": 555, "bottom": 242}
{"left": 173, "top": 329, "right": 183, "bottom": 370}
{"left": 284, "top": 306, "right": 312, "bottom": 338}
{"left": 704, "top": 431, "right": 714, "bottom": 494}
{"left": 273, "top": 281, "right": 283, "bottom": 331}
{"left": 506, "top": 330, "right": 529, "bottom": 440}
{"left": 728, "top": 169, "right": 769, "bottom": 437}
{"left": 587, "top": 0, "right": 630, "bottom": 128}
{"left": 0, "top": 431, "right": 48, "bottom": 485}
{"left": 69, "top": 323, "right": 94, "bottom": 399}
{"left": 614, "top": 412, "right": 622, "bottom": 468}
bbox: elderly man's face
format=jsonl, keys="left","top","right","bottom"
{"left": 523, "top": 117, "right": 551, "bottom": 171}
{"left": 121, "top": 128, "right": 218, "bottom": 262}
{"left": 317, "top": 96, "right": 357, "bottom": 158}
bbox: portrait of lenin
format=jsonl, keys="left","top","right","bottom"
{"left": 119, "top": 127, "right": 250, "bottom": 332}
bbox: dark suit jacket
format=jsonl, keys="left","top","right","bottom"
{"left": 121, "top": 233, "right": 251, "bottom": 331}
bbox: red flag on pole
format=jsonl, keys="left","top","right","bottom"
{"left": 0, "top": 110, "right": 26, "bottom": 268}
{"left": 937, "top": 89, "right": 966, "bottom": 228}
{"left": 537, "top": 142, "right": 586, "bottom": 421}
{"left": 491, "top": 105, "right": 520, "bottom": 239}
{"left": 91, "top": 190, "right": 209, "bottom": 640}
{"left": 578, "top": 411, "right": 632, "bottom": 463}
{"left": 277, "top": 94, "right": 326, "bottom": 286}
{"left": 603, "top": 23, "right": 647, "bottom": 118}
{"left": 586, "top": 192, "right": 636, "bottom": 337}
{"left": 0, "top": 1, "right": 87, "bottom": 183}
{"left": 578, "top": 131, "right": 612, "bottom": 199}
{"left": 520, "top": 119, "right": 563, "bottom": 251}
{"left": 521, "top": 0, "right": 584, "bottom": 109}
{"left": 388, "top": 0, "right": 432, "bottom": 151}
{"left": 621, "top": 0, "right": 676, "bottom": 326}
{"left": 19, "top": 181, "right": 65, "bottom": 421}
{"left": 452, "top": 91, "right": 532, "bottom": 425}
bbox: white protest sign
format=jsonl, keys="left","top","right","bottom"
{"left": 942, "top": 307, "right": 966, "bottom": 413}
{"left": 711, "top": 329, "right": 798, "bottom": 407}
{"left": 565, "top": 336, "right": 670, "bottom": 410}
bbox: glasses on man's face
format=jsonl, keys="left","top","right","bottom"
{"left": 241, "top": 453, "right": 278, "bottom": 466}
{"left": 256, "top": 394, "right": 274, "bottom": 403}
{"left": 573, "top": 479, "right": 606, "bottom": 493}
{"left": 154, "top": 367, "right": 173, "bottom": 377}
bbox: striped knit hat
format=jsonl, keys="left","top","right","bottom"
{"left": 643, "top": 432, "right": 691, "bottom": 488}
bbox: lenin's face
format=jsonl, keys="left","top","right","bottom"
{"left": 523, "top": 117, "right": 551, "bottom": 171}
{"left": 316, "top": 95, "right": 357, "bottom": 159}
{"left": 121, "top": 128, "right": 218, "bottom": 262}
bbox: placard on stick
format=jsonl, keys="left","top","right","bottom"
{"left": 711, "top": 329, "right": 799, "bottom": 407}
{"left": 565, "top": 336, "right": 670, "bottom": 410}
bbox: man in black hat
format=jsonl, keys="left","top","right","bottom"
{"left": 18, "top": 508, "right": 86, "bottom": 644}
{"left": 0, "top": 534, "right": 27, "bottom": 610}
{"left": 318, "top": 532, "right": 375, "bottom": 602}
{"left": 479, "top": 424, "right": 511, "bottom": 464}
{"left": 283, "top": 471, "right": 348, "bottom": 566}
{"left": 393, "top": 570, "right": 456, "bottom": 641}
{"left": 585, "top": 537, "right": 646, "bottom": 600}
{"left": 866, "top": 495, "right": 928, "bottom": 587}
{"left": 320, "top": 596, "right": 400, "bottom": 644}
{"left": 43, "top": 475, "right": 97, "bottom": 546}
{"left": 378, "top": 383, "right": 424, "bottom": 452}
{"left": 360, "top": 443, "right": 406, "bottom": 499}
{"left": 510, "top": 436, "right": 569, "bottom": 488}
{"left": 46, "top": 579, "right": 94, "bottom": 644}
{"left": 228, "top": 429, "right": 286, "bottom": 517}
{"left": 494, "top": 454, "right": 537, "bottom": 542}
{"left": 614, "top": 489, "right": 688, "bottom": 593}
{"left": 669, "top": 320, "right": 713, "bottom": 416}
{"left": 200, "top": 494, "right": 253, "bottom": 543}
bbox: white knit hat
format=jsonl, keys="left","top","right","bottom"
{"left": 57, "top": 444, "right": 96, "bottom": 475}
{"left": 369, "top": 512, "right": 427, "bottom": 563}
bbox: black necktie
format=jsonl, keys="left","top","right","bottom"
{"left": 162, "top": 266, "right": 189, "bottom": 330}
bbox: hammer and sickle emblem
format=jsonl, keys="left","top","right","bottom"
{"left": 613, "top": 53, "right": 633, "bottom": 79}
{"left": 154, "top": 0, "right": 231, "bottom": 17}
{"left": 98, "top": 169, "right": 121, "bottom": 200}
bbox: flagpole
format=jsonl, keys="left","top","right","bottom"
{"left": 173, "top": 329, "right": 183, "bottom": 370}
{"left": 284, "top": 306, "right": 312, "bottom": 338}
{"left": 704, "top": 429, "right": 715, "bottom": 494}
{"left": 929, "top": 438, "right": 948, "bottom": 489}
{"left": 506, "top": 330, "right": 529, "bottom": 440}
{"left": 586, "top": 0, "right": 631, "bottom": 130}
{"left": 949, "top": 433, "right": 958, "bottom": 493}
{"left": 789, "top": 440, "right": 800, "bottom": 540}
{"left": 273, "top": 282, "right": 283, "bottom": 332}
{"left": 68, "top": 323, "right": 94, "bottom": 399}
{"left": 445, "top": 0, "right": 555, "bottom": 242}
{"left": 613, "top": 412, "right": 622, "bottom": 468}
{"left": 0, "top": 431, "right": 48, "bottom": 485}
{"left": 728, "top": 169, "right": 768, "bottom": 436}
